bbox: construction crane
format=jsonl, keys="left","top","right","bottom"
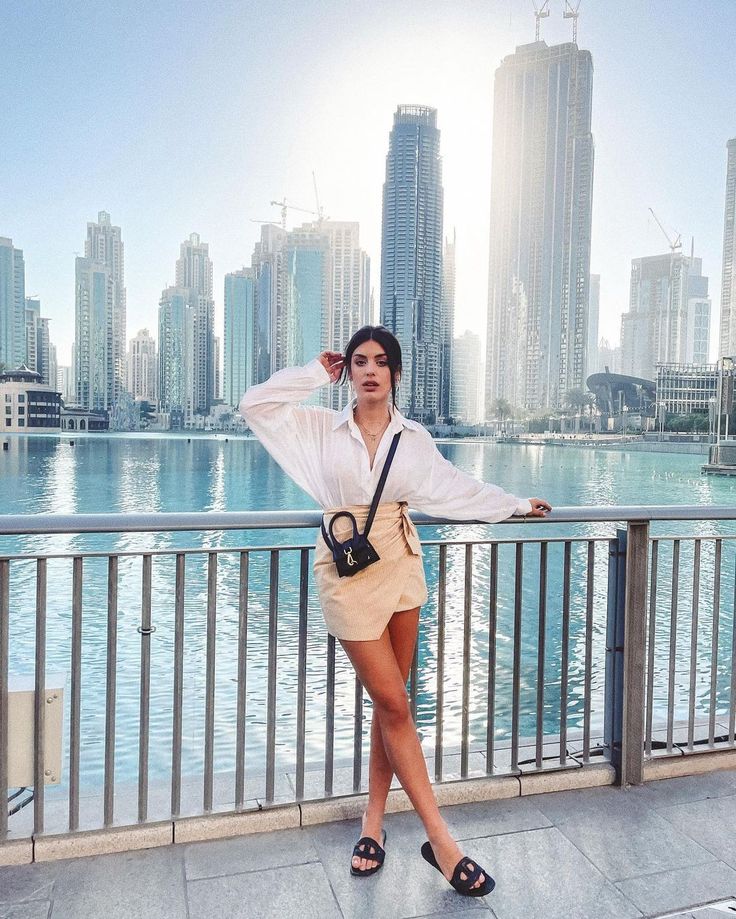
{"left": 533, "top": 0, "right": 550, "bottom": 41}
{"left": 269, "top": 198, "right": 325, "bottom": 231}
{"left": 648, "top": 208, "right": 682, "bottom": 253}
{"left": 563, "top": 0, "right": 581, "bottom": 44}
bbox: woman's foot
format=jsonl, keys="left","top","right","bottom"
{"left": 351, "top": 811, "right": 385, "bottom": 874}
{"left": 425, "top": 831, "right": 489, "bottom": 893}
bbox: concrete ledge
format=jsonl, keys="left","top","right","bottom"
{"left": 519, "top": 762, "right": 615, "bottom": 796}
{"left": 433, "top": 775, "right": 519, "bottom": 805}
{"left": 644, "top": 748, "right": 736, "bottom": 781}
{"left": 33, "top": 821, "right": 173, "bottom": 862}
{"left": 0, "top": 838, "right": 34, "bottom": 867}
{"left": 175, "top": 804, "right": 300, "bottom": 843}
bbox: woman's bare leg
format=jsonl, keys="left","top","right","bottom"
{"left": 352, "top": 607, "right": 418, "bottom": 872}
{"left": 342, "top": 619, "right": 486, "bottom": 889}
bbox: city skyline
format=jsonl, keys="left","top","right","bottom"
{"left": 2, "top": 1, "right": 735, "bottom": 369}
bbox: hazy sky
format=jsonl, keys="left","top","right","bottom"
{"left": 3, "top": 0, "right": 735, "bottom": 366}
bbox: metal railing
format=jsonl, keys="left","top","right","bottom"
{"left": 2, "top": 505, "right": 736, "bottom": 846}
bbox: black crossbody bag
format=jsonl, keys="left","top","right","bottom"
{"left": 321, "top": 431, "right": 402, "bottom": 578}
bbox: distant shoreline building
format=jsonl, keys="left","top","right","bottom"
{"left": 719, "top": 138, "right": 736, "bottom": 358}
{"left": 439, "top": 231, "right": 456, "bottom": 422}
{"left": 0, "top": 237, "right": 26, "bottom": 372}
{"left": 126, "top": 328, "right": 158, "bottom": 405}
{"left": 0, "top": 365, "right": 61, "bottom": 432}
{"left": 224, "top": 268, "right": 256, "bottom": 409}
{"left": 450, "top": 329, "right": 481, "bottom": 424}
{"left": 620, "top": 252, "right": 710, "bottom": 379}
{"left": 380, "top": 104, "right": 444, "bottom": 423}
{"left": 486, "top": 40, "right": 594, "bottom": 415}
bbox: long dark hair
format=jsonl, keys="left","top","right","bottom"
{"left": 340, "top": 325, "right": 402, "bottom": 406}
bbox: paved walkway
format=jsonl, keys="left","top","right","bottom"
{"left": 3, "top": 770, "right": 736, "bottom": 919}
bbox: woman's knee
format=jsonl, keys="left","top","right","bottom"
{"left": 372, "top": 689, "right": 412, "bottom": 726}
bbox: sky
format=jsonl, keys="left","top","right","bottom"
{"left": 2, "top": 0, "right": 735, "bottom": 367}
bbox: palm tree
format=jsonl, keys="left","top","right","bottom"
{"left": 492, "top": 398, "right": 513, "bottom": 435}
{"left": 564, "top": 388, "right": 588, "bottom": 434}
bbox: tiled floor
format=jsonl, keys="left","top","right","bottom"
{"left": 3, "top": 770, "right": 736, "bottom": 918}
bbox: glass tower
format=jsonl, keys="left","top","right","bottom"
{"left": 380, "top": 105, "right": 444, "bottom": 423}
{"left": 485, "top": 41, "right": 594, "bottom": 414}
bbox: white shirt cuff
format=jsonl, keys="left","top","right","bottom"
{"left": 307, "top": 358, "right": 331, "bottom": 383}
{"left": 513, "top": 498, "right": 532, "bottom": 516}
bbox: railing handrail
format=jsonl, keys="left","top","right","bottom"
{"left": 0, "top": 504, "right": 735, "bottom": 535}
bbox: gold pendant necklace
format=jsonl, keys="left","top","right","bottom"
{"left": 355, "top": 413, "right": 389, "bottom": 441}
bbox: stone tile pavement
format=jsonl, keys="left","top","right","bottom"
{"left": 3, "top": 771, "right": 736, "bottom": 919}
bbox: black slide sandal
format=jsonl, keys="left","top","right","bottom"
{"left": 350, "top": 829, "right": 387, "bottom": 877}
{"left": 421, "top": 840, "right": 495, "bottom": 897}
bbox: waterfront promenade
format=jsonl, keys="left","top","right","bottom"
{"left": 3, "top": 769, "right": 736, "bottom": 918}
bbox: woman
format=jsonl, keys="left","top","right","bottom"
{"left": 239, "top": 325, "right": 551, "bottom": 898}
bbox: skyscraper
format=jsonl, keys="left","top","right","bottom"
{"left": 249, "top": 221, "right": 370, "bottom": 409}
{"left": 75, "top": 256, "right": 113, "bottom": 410}
{"left": 0, "top": 237, "right": 26, "bottom": 371}
{"left": 620, "top": 252, "right": 710, "bottom": 379}
{"left": 85, "top": 212, "right": 126, "bottom": 401}
{"left": 251, "top": 224, "right": 287, "bottom": 383}
{"left": 587, "top": 275, "right": 600, "bottom": 374}
{"left": 719, "top": 138, "right": 736, "bottom": 358}
{"left": 24, "top": 297, "right": 55, "bottom": 387}
{"left": 451, "top": 329, "right": 482, "bottom": 424}
{"left": 439, "top": 230, "right": 456, "bottom": 421}
{"left": 126, "top": 329, "right": 158, "bottom": 405}
{"left": 486, "top": 41, "right": 594, "bottom": 415}
{"left": 158, "top": 287, "right": 192, "bottom": 420}
{"left": 380, "top": 105, "right": 444, "bottom": 423}
{"left": 175, "top": 233, "right": 215, "bottom": 415}
{"left": 224, "top": 268, "right": 256, "bottom": 408}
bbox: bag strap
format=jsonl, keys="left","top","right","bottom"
{"left": 363, "top": 431, "right": 402, "bottom": 539}
{"left": 320, "top": 430, "right": 402, "bottom": 552}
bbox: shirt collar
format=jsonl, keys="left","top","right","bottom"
{"left": 331, "top": 399, "right": 414, "bottom": 433}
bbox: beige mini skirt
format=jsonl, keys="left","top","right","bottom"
{"left": 313, "top": 501, "right": 428, "bottom": 641}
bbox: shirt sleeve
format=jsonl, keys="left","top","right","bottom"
{"left": 407, "top": 430, "right": 532, "bottom": 522}
{"left": 238, "top": 359, "right": 332, "bottom": 503}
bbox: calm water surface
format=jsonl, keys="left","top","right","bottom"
{"left": 2, "top": 433, "right": 735, "bottom": 792}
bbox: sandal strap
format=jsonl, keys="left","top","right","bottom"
{"left": 451, "top": 856, "right": 484, "bottom": 891}
{"left": 352, "top": 835, "right": 385, "bottom": 864}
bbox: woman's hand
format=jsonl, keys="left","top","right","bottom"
{"left": 526, "top": 498, "right": 552, "bottom": 517}
{"left": 317, "top": 351, "right": 345, "bottom": 383}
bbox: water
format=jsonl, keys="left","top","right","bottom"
{"left": 2, "top": 433, "right": 736, "bottom": 792}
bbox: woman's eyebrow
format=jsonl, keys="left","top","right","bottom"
{"left": 354, "top": 350, "right": 387, "bottom": 359}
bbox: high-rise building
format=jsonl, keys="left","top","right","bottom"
{"left": 380, "top": 105, "right": 444, "bottom": 423}
{"left": 158, "top": 287, "right": 192, "bottom": 419}
{"left": 719, "top": 138, "right": 736, "bottom": 358}
{"left": 214, "top": 335, "right": 221, "bottom": 401}
{"left": 451, "top": 329, "right": 482, "bottom": 424}
{"left": 175, "top": 233, "right": 215, "bottom": 414}
{"left": 0, "top": 237, "right": 26, "bottom": 371}
{"left": 74, "top": 256, "right": 113, "bottom": 410}
{"left": 23, "top": 297, "right": 55, "bottom": 386}
{"left": 620, "top": 252, "right": 710, "bottom": 379}
{"left": 57, "top": 366, "right": 75, "bottom": 404}
{"left": 486, "top": 41, "right": 594, "bottom": 415}
{"left": 249, "top": 221, "right": 370, "bottom": 409}
{"left": 587, "top": 275, "right": 600, "bottom": 374}
{"left": 439, "top": 230, "right": 456, "bottom": 421}
{"left": 85, "top": 212, "right": 126, "bottom": 401}
{"left": 318, "top": 221, "right": 370, "bottom": 412}
{"left": 224, "top": 268, "right": 256, "bottom": 409}
{"left": 126, "top": 328, "right": 158, "bottom": 405}
{"left": 251, "top": 225, "right": 287, "bottom": 383}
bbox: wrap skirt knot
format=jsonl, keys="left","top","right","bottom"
{"left": 313, "top": 501, "right": 428, "bottom": 641}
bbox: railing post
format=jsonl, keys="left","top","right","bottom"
{"left": 605, "top": 522, "right": 649, "bottom": 785}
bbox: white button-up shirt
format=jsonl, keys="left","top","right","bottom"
{"left": 239, "top": 360, "right": 532, "bottom": 521}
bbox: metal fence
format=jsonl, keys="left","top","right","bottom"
{"left": 2, "top": 505, "right": 736, "bottom": 846}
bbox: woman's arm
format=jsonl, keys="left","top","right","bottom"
{"left": 408, "top": 431, "right": 550, "bottom": 523}
{"left": 238, "top": 353, "right": 343, "bottom": 502}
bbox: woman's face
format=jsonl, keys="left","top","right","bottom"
{"left": 350, "top": 339, "right": 395, "bottom": 407}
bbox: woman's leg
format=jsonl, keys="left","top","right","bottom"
{"left": 352, "top": 607, "right": 419, "bottom": 872}
{"left": 342, "top": 621, "right": 486, "bottom": 889}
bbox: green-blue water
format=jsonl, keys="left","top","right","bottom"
{"left": 2, "top": 433, "right": 735, "bottom": 792}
